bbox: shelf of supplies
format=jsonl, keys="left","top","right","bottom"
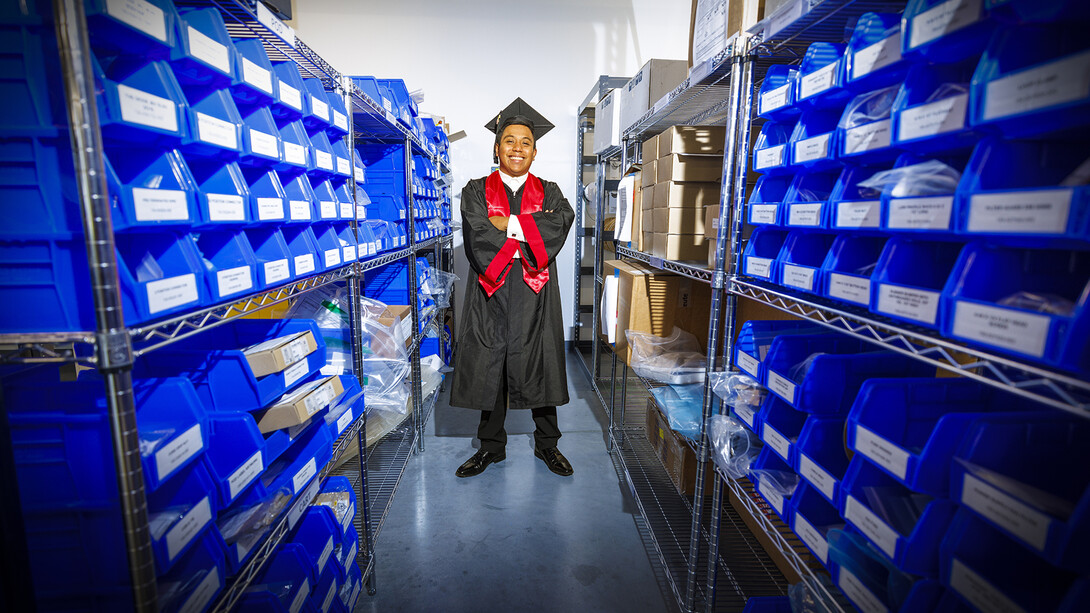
{"left": 615, "top": 245, "right": 715, "bottom": 283}
{"left": 412, "top": 235, "right": 440, "bottom": 252}
{"left": 729, "top": 277, "right": 1090, "bottom": 417}
{"left": 623, "top": 46, "right": 738, "bottom": 143}
{"left": 348, "top": 83, "right": 417, "bottom": 143}
{"left": 748, "top": 0, "right": 907, "bottom": 56}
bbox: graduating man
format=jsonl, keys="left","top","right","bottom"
{"left": 450, "top": 99, "right": 575, "bottom": 477}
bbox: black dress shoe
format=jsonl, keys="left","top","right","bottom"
{"left": 534, "top": 447, "right": 573, "bottom": 476}
{"left": 455, "top": 449, "right": 505, "bottom": 478}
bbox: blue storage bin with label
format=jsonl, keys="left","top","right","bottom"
{"left": 367, "top": 194, "right": 407, "bottom": 222}
{"left": 338, "top": 523, "right": 360, "bottom": 573}
{"left": 205, "top": 412, "right": 266, "bottom": 508}
{"left": 951, "top": 412, "right": 1090, "bottom": 574}
{"left": 795, "top": 43, "right": 849, "bottom": 109}
{"left": 845, "top": 13, "right": 911, "bottom": 94}
{"left": 878, "top": 153, "right": 968, "bottom": 235}
{"left": 749, "top": 447, "right": 797, "bottom": 522}
{"left": 795, "top": 416, "right": 850, "bottom": 507}
{"left": 282, "top": 225, "right": 321, "bottom": 277}
{"left": 838, "top": 85, "right": 900, "bottom": 162}
{"left": 325, "top": 377, "right": 364, "bottom": 440}
{"left": 277, "top": 119, "right": 314, "bottom": 172}
{"left": 365, "top": 220, "right": 393, "bottom": 253}
{"left": 104, "top": 148, "right": 199, "bottom": 232}
{"left": 987, "top": 0, "right": 1090, "bottom": 22}
{"left": 0, "top": 23, "right": 66, "bottom": 137}
{"left": 828, "top": 528, "right": 920, "bottom": 613}
{"left": 364, "top": 257, "right": 429, "bottom": 304}
{"left": 840, "top": 456, "right": 958, "bottom": 576}
{"left": 331, "top": 138, "right": 353, "bottom": 179}
{"left": 246, "top": 227, "right": 294, "bottom": 288}
{"left": 310, "top": 176, "right": 340, "bottom": 222}
{"left": 309, "top": 130, "right": 337, "bottom": 178}
{"left": 305, "top": 223, "right": 340, "bottom": 273}
{"left": 954, "top": 138, "right": 1090, "bottom": 244}
{"left": 158, "top": 529, "right": 226, "bottom": 613}
{"left": 341, "top": 562, "right": 363, "bottom": 610}
{"left": 902, "top": 0, "right": 996, "bottom": 64}
{"left": 752, "top": 119, "right": 793, "bottom": 174}
{"left": 0, "top": 136, "right": 81, "bottom": 239}
{"left": 179, "top": 88, "right": 243, "bottom": 161}
{"left": 170, "top": 8, "right": 235, "bottom": 89}
{"left": 194, "top": 230, "right": 259, "bottom": 302}
{"left": 782, "top": 169, "right": 838, "bottom": 229}
{"left": 789, "top": 481, "right": 844, "bottom": 570}
{"left": 94, "top": 56, "right": 187, "bottom": 146}
{"left": 756, "top": 394, "right": 807, "bottom": 466}
{"left": 230, "top": 38, "right": 277, "bottom": 108}
{"left": 335, "top": 224, "right": 359, "bottom": 264}
{"left": 148, "top": 456, "right": 217, "bottom": 575}
{"left": 757, "top": 65, "right": 800, "bottom": 121}
{"left": 741, "top": 227, "right": 788, "bottom": 281}
{"left": 311, "top": 561, "right": 346, "bottom": 613}
{"left": 270, "top": 61, "right": 306, "bottom": 121}
{"left": 775, "top": 231, "right": 834, "bottom": 293}
{"left": 237, "top": 543, "right": 315, "bottom": 613}
{"left": 85, "top": 0, "right": 177, "bottom": 57}
{"left": 891, "top": 60, "right": 980, "bottom": 153}
{"left": 733, "top": 320, "right": 826, "bottom": 383}
{"left": 291, "top": 505, "right": 341, "bottom": 586}
{"left": 377, "top": 78, "right": 416, "bottom": 126}
{"left": 301, "top": 78, "right": 332, "bottom": 132}
{"left": 940, "top": 510, "right": 1090, "bottom": 613}
{"left": 940, "top": 243, "right": 1090, "bottom": 371}
{"left": 281, "top": 171, "right": 318, "bottom": 224}
{"left": 238, "top": 104, "right": 282, "bottom": 167}
{"left": 116, "top": 232, "right": 208, "bottom": 324}
{"left": 326, "top": 89, "right": 350, "bottom": 139}
{"left": 333, "top": 178, "right": 358, "bottom": 221}
{"left": 870, "top": 238, "right": 962, "bottom": 328}
{"left": 788, "top": 107, "right": 841, "bottom": 170}
{"left": 316, "top": 476, "right": 358, "bottom": 538}
{"left": 242, "top": 166, "right": 287, "bottom": 224}
{"left": 262, "top": 420, "right": 333, "bottom": 503}
{"left": 970, "top": 23, "right": 1090, "bottom": 137}
{"left": 355, "top": 222, "right": 377, "bottom": 259}
{"left": 187, "top": 158, "right": 251, "bottom": 228}
{"left": 350, "top": 75, "right": 392, "bottom": 120}
{"left": 0, "top": 237, "right": 97, "bottom": 332}
{"left": 820, "top": 235, "right": 888, "bottom": 307}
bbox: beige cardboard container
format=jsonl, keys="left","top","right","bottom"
{"left": 657, "top": 153, "right": 725, "bottom": 183}
{"left": 256, "top": 376, "right": 345, "bottom": 434}
{"left": 242, "top": 330, "right": 319, "bottom": 378}
{"left": 657, "top": 126, "right": 727, "bottom": 157}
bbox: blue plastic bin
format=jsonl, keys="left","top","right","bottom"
{"left": 243, "top": 166, "right": 288, "bottom": 223}
{"left": 752, "top": 120, "right": 793, "bottom": 174}
{"left": 331, "top": 138, "right": 353, "bottom": 179}
{"left": 789, "top": 481, "right": 844, "bottom": 569}
{"left": 338, "top": 526, "right": 360, "bottom": 574}
{"left": 829, "top": 528, "right": 918, "bottom": 613}
{"left": 775, "top": 231, "right": 834, "bottom": 294}
{"left": 309, "top": 130, "right": 337, "bottom": 178}
{"left": 312, "top": 223, "right": 345, "bottom": 272}
{"left": 311, "top": 560, "right": 346, "bottom": 613}
{"left": 281, "top": 224, "right": 321, "bottom": 278}
{"left": 756, "top": 394, "right": 807, "bottom": 465}
{"left": 326, "top": 88, "right": 350, "bottom": 139}
{"left": 238, "top": 104, "right": 283, "bottom": 167}
{"left": 170, "top": 8, "right": 235, "bottom": 89}
{"left": 325, "top": 377, "right": 364, "bottom": 441}
{"left": 317, "top": 476, "right": 358, "bottom": 537}
{"left": 115, "top": 232, "right": 208, "bottom": 324}
{"left": 0, "top": 136, "right": 81, "bottom": 239}
{"left": 757, "top": 65, "right": 800, "bottom": 121}
{"left": 741, "top": 596, "right": 792, "bottom": 613}
{"left": 278, "top": 120, "right": 315, "bottom": 172}
{"left": 205, "top": 412, "right": 266, "bottom": 508}
{"left": 187, "top": 158, "right": 251, "bottom": 227}
{"left": 788, "top": 107, "right": 841, "bottom": 171}
{"left": 311, "top": 176, "right": 340, "bottom": 221}
{"left": 85, "top": 0, "right": 177, "bottom": 57}
{"left": 845, "top": 13, "right": 911, "bottom": 94}
{"left": 0, "top": 24, "right": 66, "bottom": 137}
{"left": 795, "top": 416, "right": 850, "bottom": 506}
{"left": 230, "top": 38, "right": 277, "bottom": 107}
{"left": 147, "top": 457, "right": 217, "bottom": 575}
{"left": 732, "top": 320, "right": 826, "bottom": 383}
{"left": 782, "top": 170, "right": 838, "bottom": 229}
{"left": 350, "top": 76, "right": 392, "bottom": 120}
{"left": 341, "top": 562, "right": 363, "bottom": 610}
{"left": 377, "top": 78, "right": 416, "bottom": 126}
{"left": 237, "top": 543, "right": 315, "bottom": 613}
{"left": 332, "top": 177, "right": 357, "bottom": 221}
{"left": 94, "top": 56, "right": 188, "bottom": 146}
{"left": 891, "top": 60, "right": 980, "bottom": 153}
{"left": 795, "top": 43, "right": 848, "bottom": 109}
{"left": 902, "top": 0, "right": 996, "bottom": 64}
{"left": 820, "top": 235, "right": 888, "bottom": 307}
{"left": 158, "top": 529, "right": 226, "bottom": 613}
{"left": 271, "top": 61, "right": 307, "bottom": 121}
{"left": 247, "top": 227, "right": 294, "bottom": 288}
{"left": 194, "top": 230, "right": 260, "bottom": 302}
{"left": 336, "top": 224, "right": 359, "bottom": 264}
{"left": 741, "top": 227, "right": 788, "bottom": 281}
{"left": 256, "top": 417, "right": 333, "bottom": 501}
{"left": 366, "top": 194, "right": 407, "bottom": 222}
{"left": 104, "top": 148, "right": 199, "bottom": 232}
{"left": 291, "top": 505, "right": 341, "bottom": 586}
{"left": 870, "top": 238, "right": 963, "bottom": 328}
{"left": 838, "top": 85, "right": 900, "bottom": 162}
{"left": 180, "top": 88, "right": 243, "bottom": 160}
{"left": 356, "top": 222, "right": 379, "bottom": 258}
{"left": 301, "top": 78, "right": 332, "bottom": 132}
{"left": 282, "top": 172, "right": 318, "bottom": 224}
{"left": 0, "top": 237, "right": 95, "bottom": 332}
{"left": 749, "top": 447, "right": 796, "bottom": 522}
{"left": 364, "top": 257, "right": 429, "bottom": 304}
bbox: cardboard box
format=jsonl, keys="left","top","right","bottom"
{"left": 689, "top": 0, "right": 766, "bottom": 68}
{"left": 653, "top": 233, "right": 708, "bottom": 261}
{"left": 657, "top": 126, "right": 727, "bottom": 157}
{"left": 653, "top": 207, "right": 706, "bottom": 234}
{"left": 641, "top": 182, "right": 656, "bottom": 213}
{"left": 242, "top": 330, "right": 318, "bottom": 378}
{"left": 375, "top": 305, "right": 413, "bottom": 351}
{"left": 593, "top": 88, "right": 621, "bottom": 154}
{"left": 644, "top": 400, "right": 715, "bottom": 496}
{"left": 644, "top": 133, "right": 659, "bottom": 162}
{"left": 708, "top": 238, "right": 719, "bottom": 270}
{"left": 704, "top": 204, "right": 722, "bottom": 239}
{"left": 652, "top": 181, "right": 721, "bottom": 209}
{"left": 641, "top": 160, "right": 657, "bottom": 188}
{"left": 256, "top": 376, "right": 345, "bottom": 434}
{"left": 657, "top": 153, "right": 724, "bottom": 183}
{"left": 618, "top": 59, "right": 688, "bottom": 134}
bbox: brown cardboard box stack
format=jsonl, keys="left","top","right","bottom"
{"left": 644, "top": 399, "right": 714, "bottom": 495}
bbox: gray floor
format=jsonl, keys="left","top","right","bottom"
{"left": 354, "top": 354, "right": 671, "bottom": 613}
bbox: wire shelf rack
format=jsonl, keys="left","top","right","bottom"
{"left": 615, "top": 245, "right": 716, "bottom": 284}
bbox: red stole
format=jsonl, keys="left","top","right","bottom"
{"left": 479, "top": 171, "right": 549, "bottom": 296}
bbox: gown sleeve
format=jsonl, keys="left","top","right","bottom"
{"left": 461, "top": 179, "right": 515, "bottom": 281}
{"left": 515, "top": 181, "right": 575, "bottom": 272}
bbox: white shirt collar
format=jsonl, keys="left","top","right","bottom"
{"left": 499, "top": 170, "right": 528, "bottom": 192}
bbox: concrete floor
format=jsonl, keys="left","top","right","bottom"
{"left": 354, "top": 355, "right": 671, "bottom": 613}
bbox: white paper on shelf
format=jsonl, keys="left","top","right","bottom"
{"left": 745, "top": 256, "right": 773, "bottom": 278}
{"left": 147, "top": 274, "right": 198, "bottom": 314}
{"left": 759, "top": 479, "right": 785, "bottom": 515}
{"left": 249, "top": 128, "right": 279, "bottom": 158}
{"left": 341, "top": 202, "right": 354, "bottom": 218}
{"left": 961, "top": 473, "right": 1052, "bottom": 552}
{"left": 206, "top": 194, "right": 245, "bottom": 221}
{"left": 322, "top": 581, "right": 338, "bottom": 613}
{"left": 984, "top": 50, "right": 1090, "bottom": 121}
{"left": 165, "top": 496, "right": 212, "bottom": 561}
{"left": 799, "top": 62, "right": 838, "bottom": 100}
{"left": 852, "top": 33, "right": 901, "bottom": 80}
{"left": 788, "top": 202, "right": 822, "bottom": 226}
{"left": 794, "top": 512, "right": 829, "bottom": 563}
{"left": 877, "top": 283, "right": 941, "bottom": 324}
{"left": 766, "top": 371, "right": 796, "bottom": 405}
{"left": 782, "top": 264, "right": 816, "bottom": 291}
{"left": 196, "top": 112, "right": 238, "bottom": 150}
{"left": 336, "top": 156, "right": 351, "bottom": 176}
{"left": 793, "top": 133, "right": 831, "bottom": 163}
{"left": 828, "top": 273, "right": 871, "bottom": 306}
{"left": 760, "top": 84, "right": 791, "bottom": 114}
{"left": 755, "top": 145, "right": 785, "bottom": 169}
{"left": 178, "top": 567, "right": 221, "bottom": 613}
{"left": 967, "top": 189, "right": 1072, "bottom": 235}
{"left": 953, "top": 301, "right": 1051, "bottom": 358}
{"left": 798, "top": 453, "right": 837, "bottom": 501}
{"left": 289, "top": 581, "right": 310, "bottom": 613}
{"left": 950, "top": 558, "right": 1026, "bottom": 613}
{"left": 106, "top": 0, "right": 166, "bottom": 41}
{"left": 132, "top": 187, "right": 188, "bottom": 221}
{"left": 763, "top": 424, "right": 792, "bottom": 461}
{"left": 228, "top": 451, "right": 263, "bottom": 500}
{"left": 154, "top": 423, "right": 202, "bottom": 482}
{"left": 844, "top": 119, "right": 892, "bottom": 154}
{"left": 264, "top": 259, "right": 290, "bottom": 284}
{"left": 887, "top": 196, "right": 953, "bottom": 230}
{"left": 736, "top": 351, "right": 760, "bottom": 378}
{"left": 839, "top": 568, "right": 890, "bottom": 613}
{"left": 324, "top": 248, "right": 341, "bottom": 268}
{"left": 898, "top": 94, "right": 968, "bottom": 141}
{"left": 118, "top": 84, "right": 177, "bottom": 132}
{"left": 750, "top": 204, "right": 779, "bottom": 224}
{"left": 835, "top": 200, "right": 881, "bottom": 228}
{"left": 294, "top": 254, "right": 315, "bottom": 276}
{"left": 342, "top": 245, "right": 356, "bottom": 262}
{"left": 316, "top": 150, "right": 334, "bottom": 170}
{"left": 616, "top": 175, "right": 636, "bottom": 242}
{"left": 283, "top": 142, "right": 306, "bottom": 165}
{"left": 909, "top": 0, "right": 981, "bottom": 50}
{"left": 855, "top": 425, "right": 910, "bottom": 479}
{"left": 279, "top": 82, "right": 302, "bottom": 110}
{"left": 310, "top": 95, "right": 330, "bottom": 121}
{"left": 242, "top": 58, "right": 273, "bottom": 94}
{"left": 292, "top": 458, "right": 318, "bottom": 495}
{"left": 844, "top": 495, "right": 900, "bottom": 559}
{"left": 186, "top": 26, "right": 230, "bottom": 74}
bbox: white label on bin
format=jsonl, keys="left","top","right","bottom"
{"left": 736, "top": 351, "right": 760, "bottom": 378}
{"left": 852, "top": 33, "right": 901, "bottom": 80}
{"left": 794, "top": 512, "right": 829, "bottom": 564}
{"left": 855, "top": 425, "right": 909, "bottom": 479}
{"left": 844, "top": 119, "right": 892, "bottom": 154}
{"left": 735, "top": 404, "right": 756, "bottom": 428}
{"left": 763, "top": 424, "right": 792, "bottom": 462}
{"left": 953, "top": 301, "right": 1051, "bottom": 358}
{"left": 264, "top": 259, "right": 290, "bottom": 285}
{"left": 289, "top": 581, "right": 310, "bottom": 613}
{"left": 745, "top": 256, "right": 773, "bottom": 278}
{"left": 228, "top": 451, "right": 263, "bottom": 500}
{"left": 284, "top": 142, "right": 306, "bottom": 165}
{"left": 196, "top": 112, "right": 237, "bottom": 150}
{"left": 381, "top": 96, "right": 393, "bottom": 113}
{"left": 343, "top": 502, "right": 355, "bottom": 530}
{"left": 333, "top": 110, "right": 349, "bottom": 131}
{"left": 324, "top": 248, "right": 341, "bottom": 268}
{"left": 337, "top": 408, "right": 354, "bottom": 434}
{"left": 909, "top": 0, "right": 981, "bottom": 49}
{"left": 345, "top": 541, "right": 358, "bottom": 568}
{"left": 289, "top": 200, "right": 311, "bottom": 221}
{"left": 968, "top": 190, "right": 1072, "bottom": 235}
{"left": 315, "top": 150, "right": 334, "bottom": 171}
{"left": 887, "top": 196, "right": 953, "bottom": 230}
{"left": 318, "top": 535, "right": 335, "bottom": 573}
{"left": 179, "top": 567, "right": 221, "bottom": 613}
{"left": 249, "top": 128, "right": 279, "bottom": 158}
{"left": 292, "top": 458, "right": 317, "bottom": 494}
{"left": 788, "top": 203, "right": 822, "bottom": 226}
{"left": 835, "top": 200, "right": 881, "bottom": 228}
{"left": 798, "top": 453, "right": 836, "bottom": 501}
{"left": 294, "top": 253, "right": 315, "bottom": 276}
{"left": 767, "top": 371, "right": 796, "bottom": 405}
{"left": 759, "top": 479, "right": 785, "bottom": 515}
{"left": 132, "top": 187, "right": 188, "bottom": 221}
{"left": 282, "top": 356, "right": 310, "bottom": 386}
{"left": 155, "top": 423, "right": 202, "bottom": 482}
{"left": 187, "top": 26, "right": 230, "bottom": 74}
{"left": 760, "top": 84, "right": 791, "bottom": 114}
{"left": 242, "top": 58, "right": 273, "bottom": 94}
{"left": 322, "top": 581, "right": 337, "bottom": 613}
{"left": 898, "top": 94, "right": 968, "bottom": 141}
{"left": 343, "top": 245, "right": 356, "bottom": 261}
{"left": 961, "top": 473, "right": 1052, "bottom": 551}
{"left": 216, "top": 265, "right": 253, "bottom": 297}
{"left": 279, "top": 82, "right": 303, "bottom": 110}
{"left": 950, "top": 558, "right": 1026, "bottom": 613}
{"left": 106, "top": 0, "right": 166, "bottom": 41}
{"left": 799, "top": 62, "right": 838, "bottom": 100}
{"left": 147, "top": 274, "right": 199, "bottom": 314}
{"left": 750, "top": 204, "right": 779, "bottom": 225}
{"left": 336, "top": 156, "right": 351, "bottom": 175}
{"left": 844, "top": 495, "right": 899, "bottom": 559}
{"left": 310, "top": 95, "right": 330, "bottom": 120}
{"left": 257, "top": 197, "right": 285, "bottom": 220}
{"left": 355, "top": 166, "right": 365, "bottom": 183}
{"left": 319, "top": 200, "right": 337, "bottom": 219}
{"left": 118, "top": 84, "right": 176, "bottom": 132}
{"left": 984, "top": 50, "right": 1090, "bottom": 120}
{"left": 166, "top": 496, "right": 211, "bottom": 561}
{"left": 755, "top": 145, "right": 785, "bottom": 169}
{"left": 207, "top": 194, "right": 245, "bottom": 221}
{"left": 829, "top": 273, "right": 871, "bottom": 306}
{"left": 349, "top": 582, "right": 361, "bottom": 608}
{"left": 783, "top": 264, "right": 816, "bottom": 291}
{"left": 342, "top": 202, "right": 355, "bottom": 218}
{"left": 839, "top": 568, "right": 889, "bottom": 613}
{"left": 794, "top": 133, "right": 831, "bottom": 163}
{"left": 877, "top": 284, "right": 941, "bottom": 324}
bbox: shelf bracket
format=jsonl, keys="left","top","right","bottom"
{"left": 710, "top": 271, "right": 727, "bottom": 290}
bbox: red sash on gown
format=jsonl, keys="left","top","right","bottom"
{"left": 478, "top": 171, "right": 549, "bottom": 297}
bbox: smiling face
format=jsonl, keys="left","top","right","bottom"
{"left": 495, "top": 124, "right": 536, "bottom": 177}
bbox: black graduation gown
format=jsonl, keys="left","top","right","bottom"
{"left": 450, "top": 176, "right": 575, "bottom": 410}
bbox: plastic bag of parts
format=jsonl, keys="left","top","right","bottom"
{"left": 358, "top": 297, "right": 411, "bottom": 413}
{"left": 359, "top": 297, "right": 409, "bottom": 360}
{"left": 649, "top": 384, "right": 703, "bottom": 440}
{"left": 286, "top": 286, "right": 353, "bottom": 374}
{"left": 708, "top": 372, "right": 767, "bottom": 413}
{"left": 997, "top": 291, "right": 1076, "bottom": 317}
{"left": 857, "top": 159, "right": 961, "bottom": 198}
{"left": 421, "top": 266, "right": 460, "bottom": 310}
{"left": 707, "top": 414, "right": 762, "bottom": 479}
{"left": 626, "top": 327, "right": 707, "bottom": 384}
{"left": 839, "top": 85, "right": 899, "bottom": 130}
{"left": 751, "top": 465, "right": 799, "bottom": 497}
{"left": 788, "top": 580, "right": 831, "bottom": 613}
{"left": 216, "top": 486, "right": 293, "bottom": 553}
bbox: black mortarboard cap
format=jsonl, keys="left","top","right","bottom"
{"left": 485, "top": 97, "right": 554, "bottom": 141}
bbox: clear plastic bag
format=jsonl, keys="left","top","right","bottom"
{"left": 707, "top": 414, "right": 762, "bottom": 479}
{"left": 626, "top": 327, "right": 707, "bottom": 384}
{"left": 789, "top": 352, "right": 827, "bottom": 383}
{"left": 857, "top": 160, "right": 961, "bottom": 198}
{"left": 421, "top": 266, "right": 459, "bottom": 310}
{"left": 649, "top": 384, "right": 703, "bottom": 440}
{"left": 708, "top": 372, "right": 766, "bottom": 414}
{"left": 839, "top": 85, "right": 900, "bottom": 130}
{"left": 358, "top": 297, "right": 411, "bottom": 413}
{"left": 751, "top": 466, "right": 799, "bottom": 496}
{"left": 216, "top": 487, "right": 293, "bottom": 550}
{"left": 997, "top": 291, "right": 1076, "bottom": 317}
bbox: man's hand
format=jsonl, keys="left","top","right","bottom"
{"left": 489, "top": 215, "right": 509, "bottom": 231}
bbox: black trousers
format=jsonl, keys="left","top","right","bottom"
{"left": 478, "top": 373, "right": 561, "bottom": 454}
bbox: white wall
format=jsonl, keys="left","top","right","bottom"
{"left": 293, "top": 0, "right": 692, "bottom": 339}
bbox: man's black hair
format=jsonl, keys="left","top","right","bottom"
{"left": 493, "top": 115, "right": 536, "bottom": 163}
